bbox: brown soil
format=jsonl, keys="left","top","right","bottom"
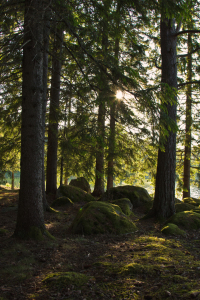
{"left": 0, "top": 186, "right": 200, "bottom": 300}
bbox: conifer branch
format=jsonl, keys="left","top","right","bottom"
{"left": 154, "top": 58, "right": 162, "bottom": 69}
{"left": 176, "top": 29, "right": 200, "bottom": 36}
{"left": 177, "top": 46, "right": 200, "bottom": 58}
{"left": 178, "top": 81, "right": 200, "bottom": 89}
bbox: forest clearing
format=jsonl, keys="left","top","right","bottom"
{"left": 0, "top": 186, "right": 200, "bottom": 300}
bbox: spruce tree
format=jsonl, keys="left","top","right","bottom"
{"left": 46, "top": 25, "right": 63, "bottom": 195}
{"left": 14, "top": 0, "right": 51, "bottom": 239}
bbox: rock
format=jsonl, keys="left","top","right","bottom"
{"left": 51, "top": 196, "right": 74, "bottom": 207}
{"left": 100, "top": 185, "right": 152, "bottom": 209}
{"left": 161, "top": 223, "right": 186, "bottom": 236}
{"left": 175, "top": 198, "right": 181, "bottom": 204}
{"left": 69, "top": 201, "right": 137, "bottom": 235}
{"left": 56, "top": 185, "right": 95, "bottom": 203}
{"left": 191, "top": 291, "right": 200, "bottom": 298}
{"left": 69, "top": 177, "right": 91, "bottom": 193}
{"left": 183, "top": 197, "right": 200, "bottom": 207}
{"left": 167, "top": 211, "right": 200, "bottom": 230}
{"left": 175, "top": 202, "right": 195, "bottom": 213}
{"left": 111, "top": 198, "right": 133, "bottom": 215}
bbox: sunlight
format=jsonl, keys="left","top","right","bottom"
{"left": 116, "top": 90, "right": 123, "bottom": 99}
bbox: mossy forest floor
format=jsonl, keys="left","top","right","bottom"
{"left": 0, "top": 186, "right": 200, "bottom": 300}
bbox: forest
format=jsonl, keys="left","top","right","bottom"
{"left": 1, "top": 0, "right": 200, "bottom": 299}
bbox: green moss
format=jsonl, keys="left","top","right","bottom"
{"left": 87, "top": 235, "right": 200, "bottom": 300}
{"left": 183, "top": 197, "right": 200, "bottom": 207}
{"left": 57, "top": 185, "right": 95, "bottom": 203}
{"left": 70, "top": 201, "right": 137, "bottom": 235}
{"left": 44, "top": 230, "right": 55, "bottom": 240}
{"left": 43, "top": 271, "right": 90, "bottom": 288}
{"left": 29, "top": 227, "right": 44, "bottom": 240}
{"left": 52, "top": 196, "right": 74, "bottom": 207}
{"left": 111, "top": 198, "right": 133, "bottom": 215}
{"left": 46, "top": 206, "right": 60, "bottom": 213}
{"left": 175, "top": 202, "right": 195, "bottom": 213}
{"left": 188, "top": 290, "right": 200, "bottom": 298}
{"left": 119, "top": 262, "right": 157, "bottom": 275}
{"left": 143, "top": 199, "right": 153, "bottom": 213}
{"left": 94, "top": 261, "right": 114, "bottom": 267}
{"left": 0, "top": 228, "right": 8, "bottom": 235}
{"left": 175, "top": 198, "right": 181, "bottom": 203}
{"left": 171, "top": 275, "right": 188, "bottom": 283}
{"left": 167, "top": 211, "right": 200, "bottom": 229}
{"left": 100, "top": 185, "right": 152, "bottom": 209}
{"left": 69, "top": 177, "right": 91, "bottom": 193}
{"left": 161, "top": 223, "right": 186, "bottom": 236}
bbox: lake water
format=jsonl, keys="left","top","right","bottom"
{"left": 145, "top": 184, "right": 200, "bottom": 200}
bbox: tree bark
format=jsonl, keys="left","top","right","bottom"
{"left": 107, "top": 98, "right": 116, "bottom": 190}
{"left": 42, "top": 9, "right": 51, "bottom": 210}
{"left": 92, "top": 10, "right": 109, "bottom": 197}
{"left": 106, "top": 4, "right": 120, "bottom": 190}
{"left": 93, "top": 93, "right": 106, "bottom": 196}
{"left": 150, "top": 18, "right": 178, "bottom": 219}
{"left": 46, "top": 26, "right": 63, "bottom": 195}
{"left": 14, "top": 0, "right": 47, "bottom": 238}
{"left": 60, "top": 99, "right": 69, "bottom": 187}
{"left": 60, "top": 156, "right": 63, "bottom": 186}
{"left": 183, "top": 33, "right": 192, "bottom": 199}
{"left": 11, "top": 171, "right": 14, "bottom": 190}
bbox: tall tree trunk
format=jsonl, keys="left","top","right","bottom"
{"left": 42, "top": 10, "right": 51, "bottom": 210}
{"left": 183, "top": 33, "right": 192, "bottom": 199}
{"left": 60, "top": 156, "right": 64, "bottom": 186}
{"left": 107, "top": 97, "right": 116, "bottom": 190}
{"left": 14, "top": 0, "right": 48, "bottom": 239}
{"left": 93, "top": 94, "right": 106, "bottom": 196}
{"left": 64, "top": 96, "right": 71, "bottom": 185}
{"left": 46, "top": 27, "right": 63, "bottom": 195}
{"left": 150, "top": 18, "right": 178, "bottom": 219}
{"left": 11, "top": 171, "right": 14, "bottom": 190}
{"left": 107, "top": 4, "right": 120, "bottom": 190}
{"left": 60, "top": 100, "right": 69, "bottom": 187}
{"left": 92, "top": 7, "right": 109, "bottom": 197}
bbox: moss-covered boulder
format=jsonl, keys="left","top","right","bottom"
{"left": 183, "top": 197, "right": 200, "bottom": 207}
{"left": 70, "top": 201, "right": 137, "bottom": 235}
{"left": 175, "top": 202, "right": 195, "bottom": 213}
{"left": 56, "top": 185, "right": 95, "bottom": 203}
{"left": 51, "top": 196, "right": 74, "bottom": 207}
{"left": 167, "top": 211, "right": 200, "bottom": 230}
{"left": 43, "top": 272, "right": 90, "bottom": 288}
{"left": 69, "top": 177, "right": 91, "bottom": 193}
{"left": 100, "top": 185, "right": 152, "bottom": 208}
{"left": 175, "top": 198, "right": 181, "bottom": 204}
{"left": 161, "top": 223, "right": 186, "bottom": 236}
{"left": 111, "top": 198, "right": 133, "bottom": 216}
